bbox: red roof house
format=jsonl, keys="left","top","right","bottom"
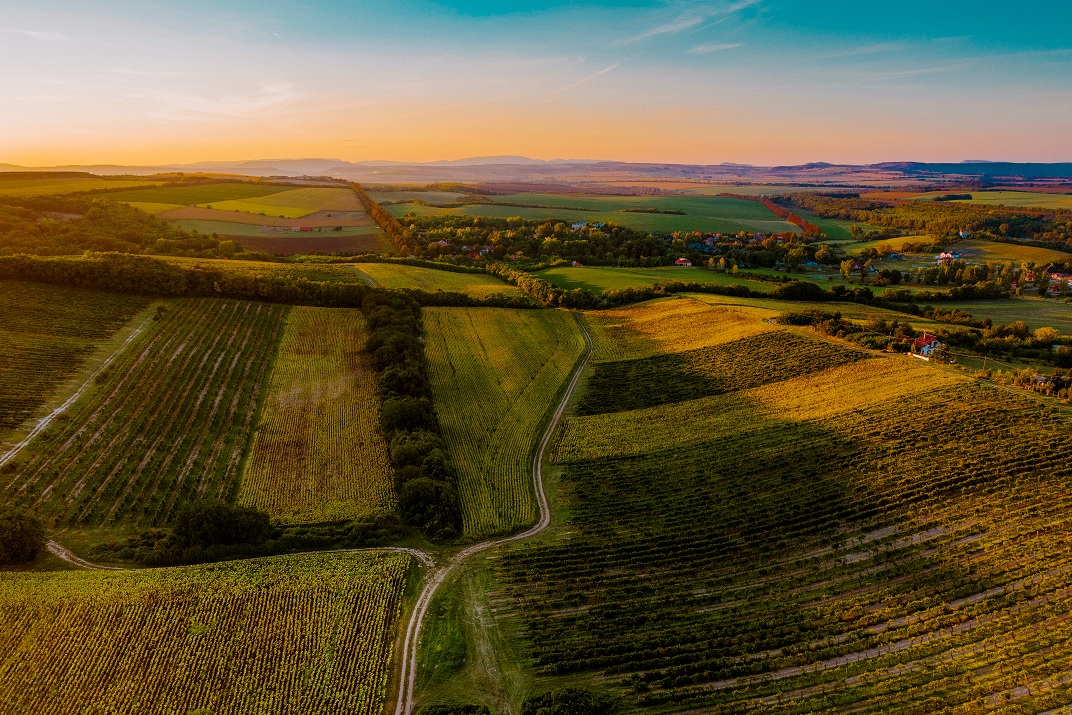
{"left": 911, "top": 333, "right": 942, "bottom": 358}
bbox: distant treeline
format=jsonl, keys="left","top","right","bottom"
{"left": 486, "top": 261, "right": 1008, "bottom": 310}
{"left": 0, "top": 253, "right": 535, "bottom": 309}
{"left": 781, "top": 192, "right": 1072, "bottom": 246}
{"left": 350, "top": 183, "right": 412, "bottom": 254}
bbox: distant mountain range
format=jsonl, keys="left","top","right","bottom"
{"left": 3, "top": 158, "right": 1072, "bottom": 185}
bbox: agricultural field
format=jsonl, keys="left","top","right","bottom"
{"left": 240, "top": 308, "right": 395, "bottom": 523}
{"left": 368, "top": 190, "right": 468, "bottom": 204}
{"left": 353, "top": 263, "right": 524, "bottom": 298}
{"left": 202, "top": 187, "right": 364, "bottom": 218}
{"left": 931, "top": 190, "right": 1072, "bottom": 211}
{"left": 100, "top": 182, "right": 297, "bottom": 206}
{"left": 0, "top": 551, "right": 411, "bottom": 715}
{"left": 388, "top": 194, "right": 800, "bottom": 235}
{"left": 537, "top": 266, "right": 776, "bottom": 295}
{"left": 158, "top": 256, "right": 381, "bottom": 284}
{"left": 2, "top": 298, "right": 286, "bottom": 528}
{"left": 0, "top": 281, "right": 150, "bottom": 437}
{"left": 422, "top": 307, "right": 586, "bottom": 537}
{"left": 944, "top": 297, "right": 1072, "bottom": 332}
{"left": 583, "top": 297, "right": 777, "bottom": 362}
{"left": 0, "top": 176, "right": 162, "bottom": 197}
{"left": 98, "top": 182, "right": 383, "bottom": 253}
{"left": 496, "top": 301, "right": 1072, "bottom": 713}
{"left": 576, "top": 331, "right": 867, "bottom": 415}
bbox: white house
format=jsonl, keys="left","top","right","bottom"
{"left": 912, "top": 333, "right": 942, "bottom": 358}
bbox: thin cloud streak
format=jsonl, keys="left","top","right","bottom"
{"left": 615, "top": 0, "right": 762, "bottom": 45}
{"left": 688, "top": 42, "right": 742, "bottom": 54}
{"left": 544, "top": 63, "right": 620, "bottom": 102}
{"left": 1, "top": 28, "right": 72, "bottom": 43}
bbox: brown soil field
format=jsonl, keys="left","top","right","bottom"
{"left": 159, "top": 206, "right": 374, "bottom": 227}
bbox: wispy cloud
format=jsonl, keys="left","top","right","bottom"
{"left": 616, "top": 0, "right": 762, "bottom": 45}
{"left": 688, "top": 42, "right": 742, "bottom": 54}
{"left": 1, "top": 29, "right": 72, "bottom": 43}
{"left": 130, "top": 83, "right": 297, "bottom": 121}
{"left": 545, "top": 63, "right": 620, "bottom": 102}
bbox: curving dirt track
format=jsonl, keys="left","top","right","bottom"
{"left": 393, "top": 315, "right": 592, "bottom": 715}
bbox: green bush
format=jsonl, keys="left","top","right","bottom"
{"left": 0, "top": 507, "right": 46, "bottom": 564}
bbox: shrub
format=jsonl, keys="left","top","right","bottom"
{"left": 0, "top": 507, "right": 46, "bottom": 564}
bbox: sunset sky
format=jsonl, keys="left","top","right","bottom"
{"left": 2, "top": 0, "right": 1071, "bottom": 166}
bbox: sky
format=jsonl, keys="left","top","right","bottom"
{"left": 1, "top": 0, "right": 1071, "bottom": 166}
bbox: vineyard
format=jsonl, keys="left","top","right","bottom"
{"left": 422, "top": 307, "right": 585, "bottom": 537}
{"left": 354, "top": 262, "right": 524, "bottom": 298}
{"left": 0, "top": 551, "right": 411, "bottom": 715}
{"left": 240, "top": 307, "right": 395, "bottom": 523}
{"left": 2, "top": 298, "right": 286, "bottom": 527}
{"left": 577, "top": 331, "right": 868, "bottom": 415}
{"left": 498, "top": 304, "right": 1072, "bottom": 713}
{"left": 0, "top": 281, "right": 148, "bottom": 435}
{"left": 584, "top": 298, "right": 776, "bottom": 363}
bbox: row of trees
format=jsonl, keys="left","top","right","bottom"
{"left": 719, "top": 194, "right": 822, "bottom": 234}
{"left": 350, "top": 183, "right": 414, "bottom": 254}
{"left": 360, "top": 292, "right": 463, "bottom": 540}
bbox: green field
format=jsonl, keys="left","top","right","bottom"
{"left": 101, "top": 182, "right": 295, "bottom": 205}
{"left": 0, "top": 551, "right": 411, "bottom": 715}
{"left": 494, "top": 299, "right": 1072, "bottom": 713}
{"left": 0, "top": 177, "right": 162, "bottom": 197}
{"left": 3, "top": 299, "right": 286, "bottom": 527}
{"left": 0, "top": 282, "right": 149, "bottom": 435}
{"left": 942, "top": 190, "right": 1072, "bottom": 211}
{"left": 422, "top": 307, "right": 586, "bottom": 537}
{"left": 156, "top": 256, "right": 378, "bottom": 283}
{"left": 944, "top": 297, "right": 1072, "bottom": 332}
{"left": 369, "top": 190, "right": 468, "bottom": 204}
{"left": 537, "top": 266, "right": 777, "bottom": 294}
{"left": 389, "top": 194, "right": 800, "bottom": 234}
{"left": 202, "top": 187, "right": 363, "bottom": 218}
{"left": 240, "top": 307, "right": 395, "bottom": 523}
{"left": 354, "top": 263, "right": 524, "bottom": 298}
{"left": 171, "top": 218, "right": 381, "bottom": 237}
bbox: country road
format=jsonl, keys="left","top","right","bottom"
{"left": 38, "top": 312, "right": 594, "bottom": 715}
{"left": 393, "top": 314, "right": 592, "bottom": 715}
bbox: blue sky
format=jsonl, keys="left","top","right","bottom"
{"left": 1, "top": 0, "right": 1069, "bottom": 165}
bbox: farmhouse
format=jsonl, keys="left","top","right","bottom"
{"left": 675, "top": 257, "right": 693, "bottom": 267}
{"left": 911, "top": 333, "right": 942, "bottom": 358}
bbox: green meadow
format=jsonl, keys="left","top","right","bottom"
{"left": 101, "top": 182, "right": 295, "bottom": 205}
{"left": 389, "top": 193, "right": 800, "bottom": 234}
{"left": 0, "top": 177, "right": 163, "bottom": 197}
{"left": 537, "top": 266, "right": 778, "bottom": 294}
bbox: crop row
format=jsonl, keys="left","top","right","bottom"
{"left": 239, "top": 306, "right": 395, "bottom": 523}
{"left": 3, "top": 298, "right": 286, "bottom": 527}
{"left": 0, "top": 281, "right": 147, "bottom": 432}
{"left": 422, "top": 307, "right": 585, "bottom": 537}
{"left": 497, "top": 324, "right": 1072, "bottom": 713}
{"left": 577, "top": 330, "right": 867, "bottom": 415}
{"left": 0, "top": 551, "right": 411, "bottom": 715}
